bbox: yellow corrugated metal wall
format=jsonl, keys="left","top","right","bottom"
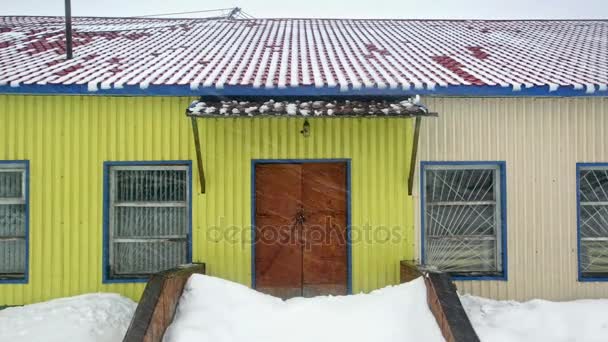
{"left": 0, "top": 94, "right": 415, "bottom": 305}
{"left": 415, "top": 97, "right": 608, "bottom": 301}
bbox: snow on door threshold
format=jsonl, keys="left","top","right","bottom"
{"left": 164, "top": 274, "right": 445, "bottom": 342}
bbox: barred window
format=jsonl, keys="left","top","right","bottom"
{"left": 421, "top": 162, "right": 506, "bottom": 278}
{"left": 578, "top": 165, "right": 608, "bottom": 279}
{"left": 105, "top": 163, "right": 191, "bottom": 280}
{"left": 0, "top": 162, "right": 28, "bottom": 281}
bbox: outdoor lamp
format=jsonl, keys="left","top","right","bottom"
{"left": 301, "top": 119, "right": 310, "bottom": 137}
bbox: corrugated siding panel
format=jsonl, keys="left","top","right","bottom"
{"left": 415, "top": 97, "right": 608, "bottom": 301}
{"left": 199, "top": 116, "right": 415, "bottom": 293}
{"left": 0, "top": 95, "right": 415, "bottom": 305}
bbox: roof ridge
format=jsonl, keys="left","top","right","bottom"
{"left": 1, "top": 15, "right": 607, "bottom": 22}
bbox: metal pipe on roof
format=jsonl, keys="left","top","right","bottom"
{"left": 64, "top": 0, "right": 73, "bottom": 59}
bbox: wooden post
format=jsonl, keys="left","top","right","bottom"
{"left": 400, "top": 260, "right": 423, "bottom": 283}
{"left": 408, "top": 116, "right": 422, "bottom": 196}
{"left": 190, "top": 117, "right": 206, "bottom": 194}
{"left": 123, "top": 263, "right": 206, "bottom": 342}
{"left": 400, "top": 261, "right": 480, "bottom": 342}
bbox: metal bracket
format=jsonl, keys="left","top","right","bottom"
{"left": 408, "top": 116, "right": 422, "bottom": 196}
{"left": 190, "top": 117, "right": 206, "bottom": 194}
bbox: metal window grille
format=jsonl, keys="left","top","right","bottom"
{"left": 423, "top": 164, "right": 503, "bottom": 275}
{"left": 0, "top": 163, "right": 27, "bottom": 279}
{"left": 578, "top": 166, "right": 608, "bottom": 278}
{"left": 108, "top": 165, "right": 189, "bottom": 278}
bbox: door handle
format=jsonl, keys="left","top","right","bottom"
{"left": 299, "top": 212, "right": 306, "bottom": 224}
{"left": 296, "top": 209, "right": 305, "bottom": 225}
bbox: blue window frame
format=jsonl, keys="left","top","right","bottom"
{"left": 577, "top": 163, "right": 608, "bottom": 282}
{"left": 0, "top": 160, "right": 29, "bottom": 284}
{"left": 103, "top": 161, "right": 192, "bottom": 283}
{"left": 420, "top": 161, "right": 507, "bottom": 280}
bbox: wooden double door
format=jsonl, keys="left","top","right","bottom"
{"left": 254, "top": 162, "right": 348, "bottom": 298}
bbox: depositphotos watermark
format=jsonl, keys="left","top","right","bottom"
{"left": 204, "top": 217, "right": 412, "bottom": 249}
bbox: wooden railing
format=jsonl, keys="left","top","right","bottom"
{"left": 125, "top": 262, "right": 475, "bottom": 342}
{"left": 123, "top": 263, "right": 206, "bottom": 342}
{"left": 400, "top": 261, "right": 480, "bottom": 342}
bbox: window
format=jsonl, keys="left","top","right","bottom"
{"left": 104, "top": 162, "right": 191, "bottom": 281}
{"left": 421, "top": 162, "right": 506, "bottom": 279}
{"left": 0, "top": 161, "right": 28, "bottom": 282}
{"left": 577, "top": 164, "right": 608, "bottom": 280}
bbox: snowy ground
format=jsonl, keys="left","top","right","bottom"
{"left": 0, "top": 293, "right": 136, "bottom": 342}
{"left": 461, "top": 294, "right": 608, "bottom": 342}
{"left": 164, "top": 274, "right": 444, "bottom": 342}
{"left": 1, "top": 277, "right": 608, "bottom": 342}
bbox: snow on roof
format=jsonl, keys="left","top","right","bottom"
{"left": 0, "top": 16, "right": 607, "bottom": 96}
{"left": 186, "top": 96, "right": 435, "bottom": 117}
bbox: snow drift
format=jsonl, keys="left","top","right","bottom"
{"left": 461, "top": 294, "right": 608, "bottom": 342}
{"left": 4, "top": 276, "right": 607, "bottom": 342}
{"left": 0, "top": 293, "right": 136, "bottom": 342}
{"left": 163, "top": 274, "right": 445, "bottom": 342}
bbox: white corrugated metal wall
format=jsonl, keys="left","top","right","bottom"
{"left": 415, "top": 97, "right": 608, "bottom": 301}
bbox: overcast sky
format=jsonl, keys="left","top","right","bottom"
{"left": 4, "top": 0, "right": 608, "bottom": 19}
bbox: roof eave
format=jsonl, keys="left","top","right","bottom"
{"left": 0, "top": 84, "right": 607, "bottom": 97}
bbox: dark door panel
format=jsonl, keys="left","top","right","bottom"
{"left": 302, "top": 163, "right": 347, "bottom": 213}
{"left": 303, "top": 213, "right": 348, "bottom": 258}
{"left": 254, "top": 162, "right": 347, "bottom": 299}
{"left": 255, "top": 164, "right": 302, "bottom": 216}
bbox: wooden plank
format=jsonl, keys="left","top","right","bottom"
{"left": 254, "top": 215, "right": 303, "bottom": 296}
{"left": 400, "top": 260, "right": 423, "bottom": 283}
{"left": 302, "top": 163, "right": 348, "bottom": 296}
{"left": 255, "top": 164, "right": 302, "bottom": 216}
{"left": 301, "top": 162, "right": 347, "bottom": 213}
{"left": 424, "top": 273, "right": 480, "bottom": 342}
{"left": 123, "top": 263, "right": 206, "bottom": 342}
{"left": 254, "top": 164, "right": 303, "bottom": 298}
{"left": 302, "top": 212, "right": 347, "bottom": 294}
{"left": 123, "top": 275, "right": 163, "bottom": 341}
{"left": 399, "top": 262, "right": 480, "bottom": 342}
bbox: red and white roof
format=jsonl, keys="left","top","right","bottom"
{"left": 0, "top": 16, "right": 607, "bottom": 96}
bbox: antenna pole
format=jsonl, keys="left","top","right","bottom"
{"left": 64, "top": 0, "right": 73, "bottom": 59}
